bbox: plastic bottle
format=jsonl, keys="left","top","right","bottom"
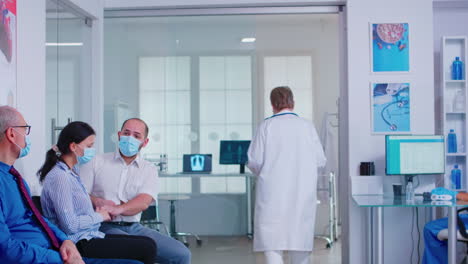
{"left": 448, "top": 129, "right": 458, "bottom": 153}
{"left": 159, "top": 154, "right": 168, "bottom": 172}
{"left": 451, "top": 164, "right": 462, "bottom": 190}
{"left": 453, "top": 90, "right": 465, "bottom": 112}
{"left": 162, "top": 154, "right": 168, "bottom": 172}
{"left": 405, "top": 180, "right": 414, "bottom": 201}
{"left": 452, "top": 57, "right": 464, "bottom": 80}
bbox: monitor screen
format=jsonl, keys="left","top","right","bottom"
{"left": 219, "top": 140, "right": 251, "bottom": 165}
{"left": 183, "top": 154, "right": 212, "bottom": 173}
{"left": 385, "top": 135, "right": 445, "bottom": 175}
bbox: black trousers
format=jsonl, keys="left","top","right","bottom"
{"left": 76, "top": 234, "right": 157, "bottom": 264}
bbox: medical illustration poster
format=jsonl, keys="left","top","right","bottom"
{"left": 371, "top": 23, "right": 409, "bottom": 72}
{"left": 0, "top": 0, "right": 16, "bottom": 106}
{"left": 371, "top": 83, "right": 410, "bottom": 133}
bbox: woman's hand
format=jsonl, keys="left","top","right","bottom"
{"left": 102, "top": 204, "right": 125, "bottom": 218}
{"left": 96, "top": 207, "right": 111, "bottom": 221}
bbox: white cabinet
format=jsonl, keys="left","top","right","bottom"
{"left": 441, "top": 36, "right": 468, "bottom": 190}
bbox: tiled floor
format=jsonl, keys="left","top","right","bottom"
{"left": 189, "top": 236, "right": 341, "bottom": 264}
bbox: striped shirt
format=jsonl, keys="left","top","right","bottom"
{"left": 41, "top": 161, "right": 105, "bottom": 243}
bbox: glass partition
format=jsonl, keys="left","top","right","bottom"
{"left": 104, "top": 13, "right": 339, "bottom": 263}
{"left": 46, "top": 0, "right": 93, "bottom": 147}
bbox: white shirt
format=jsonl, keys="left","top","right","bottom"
{"left": 80, "top": 151, "right": 159, "bottom": 222}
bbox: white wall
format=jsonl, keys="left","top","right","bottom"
{"left": 433, "top": 2, "right": 468, "bottom": 48}
{"left": 15, "top": 0, "right": 47, "bottom": 195}
{"left": 345, "top": 0, "right": 434, "bottom": 263}
{"left": 433, "top": 6, "right": 468, "bottom": 75}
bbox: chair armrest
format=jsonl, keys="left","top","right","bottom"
{"left": 457, "top": 207, "right": 468, "bottom": 239}
{"left": 437, "top": 229, "right": 468, "bottom": 242}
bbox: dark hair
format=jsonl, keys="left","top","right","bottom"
{"left": 121, "top": 118, "right": 149, "bottom": 138}
{"left": 270, "top": 86, "right": 295, "bottom": 111}
{"left": 37, "top": 121, "right": 95, "bottom": 182}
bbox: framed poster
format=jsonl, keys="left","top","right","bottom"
{"left": 0, "top": 0, "right": 16, "bottom": 106}
{"left": 371, "top": 82, "right": 410, "bottom": 133}
{"left": 371, "top": 23, "right": 409, "bottom": 73}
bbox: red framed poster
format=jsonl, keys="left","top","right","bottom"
{"left": 0, "top": 0, "right": 16, "bottom": 106}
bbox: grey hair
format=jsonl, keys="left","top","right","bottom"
{"left": 0, "top": 106, "right": 20, "bottom": 140}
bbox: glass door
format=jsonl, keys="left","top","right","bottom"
{"left": 46, "top": 0, "right": 93, "bottom": 146}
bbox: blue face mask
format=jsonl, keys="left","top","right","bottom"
{"left": 76, "top": 146, "right": 96, "bottom": 165}
{"left": 119, "top": 136, "right": 142, "bottom": 157}
{"left": 19, "top": 136, "right": 31, "bottom": 158}
{"left": 12, "top": 129, "right": 31, "bottom": 158}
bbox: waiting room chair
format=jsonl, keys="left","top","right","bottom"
{"left": 437, "top": 208, "right": 468, "bottom": 263}
{"left": 32, "top": 196, "right": 43, "bottom": 213}
{"left": 140, "top": 202, "right": 170, "bottom": 236}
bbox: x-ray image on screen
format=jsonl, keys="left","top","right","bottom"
{"left": 190, "top": 155, "right": 205, "bottom": 171}
{"left": 183, "top": 154, "right": 212, "bottom": 173}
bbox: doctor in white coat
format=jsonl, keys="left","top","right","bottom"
{"left": 248, "top": 86, "right": 326, "bottom": 264}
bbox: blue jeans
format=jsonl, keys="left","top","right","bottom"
{"left": 100, "top": 223, "right": 191, "bottom": 264}
{"left": 83, "top": 257, "right": 142, "bottom": 264}
{"left": 423, "top": 214, "right": 468, "bottom": 264}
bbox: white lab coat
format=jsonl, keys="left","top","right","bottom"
{"left": 247, "top": 110, "right": 326, "bottom": 252}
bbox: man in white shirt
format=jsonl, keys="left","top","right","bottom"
{"left": 80, "top": 118, "right": 191, "bottom": 264}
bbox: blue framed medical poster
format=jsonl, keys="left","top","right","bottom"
{"left": 371, "top": 82, "right": 410, "bottom": 133}
{"left": 371, "top": 23, "right": 409, "bottom": 73}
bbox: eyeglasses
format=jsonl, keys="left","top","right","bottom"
{"left": 10, "top": 125, "right": 31, "bottom": 135}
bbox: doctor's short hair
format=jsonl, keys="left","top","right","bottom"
{"left": 0, "top": 106, "right": 21, "bottom": 141}
{"left": 121, "top": 118, "right": 149, "bottom": 138}
{"left": 270, "top": 86, "right": 295, "bottom": 111}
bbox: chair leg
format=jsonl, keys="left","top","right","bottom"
{"left": 155, "top": 222, "right": 170, "bottom": 235}
{"left": 169, "top": 200, "right": 176, "bottom": 237}
{"left": 167, "top": 200, "right": 202, "bottom": 246}
{"left": 174, "top": 232, "right": 203, "bottom": 246}
{"left": 465, "top": 244, "right": 468, "bottom": 264}
{"left": 162, "top": 223, "right": 170, "bottom": 236}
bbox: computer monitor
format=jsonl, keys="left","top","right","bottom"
{"left": 183, "top": 154, "right": 212, "bottom": 173}
{"left": 219, "top": 140, "right": 251, "bottom": 173}
{"left": 385, "top": 135, "right": 445, "bottom": 176}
